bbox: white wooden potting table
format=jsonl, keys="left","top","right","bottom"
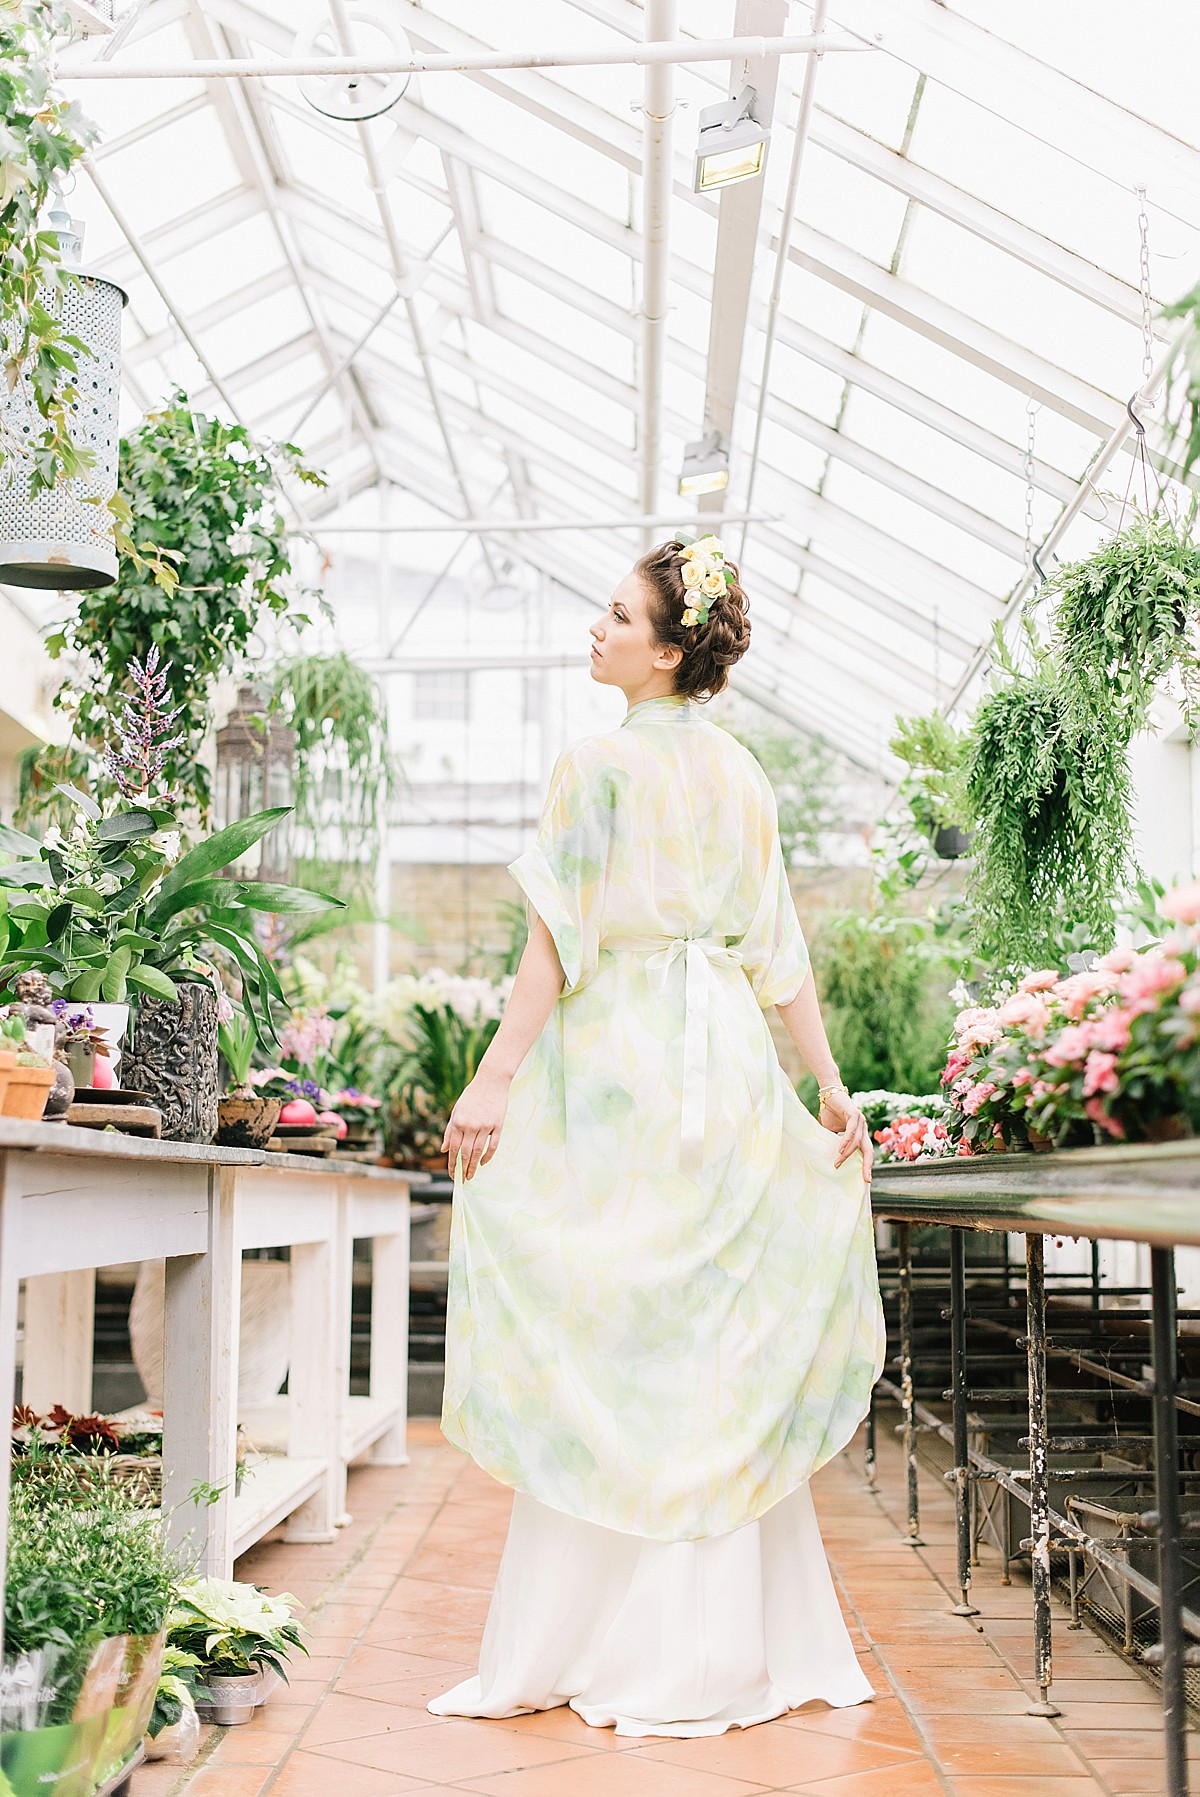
{"left": 0, "top": 1119, "right": 424, "bottom": 1610}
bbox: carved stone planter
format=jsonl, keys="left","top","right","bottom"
{"left": 121, "top": 981, "right": 219, "bottom": 1143}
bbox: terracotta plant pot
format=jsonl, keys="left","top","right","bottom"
{"left": 1144, "top": 1113, "right": 1192, "bottom": 1143}
{"left": 0, "top": 1047, "right": 15, "bottom": 1115}
{"left": 216, "top": 1092, "right": 283, "bottom": 1149}
{"left": 3, "top": 1062, "right": 55, "bottom": 1119}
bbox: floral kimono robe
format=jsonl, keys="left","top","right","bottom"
{"left": 441, "top": 693, "right": 885, "bottom": 1542}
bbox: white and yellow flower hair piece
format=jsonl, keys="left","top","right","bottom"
{"left": 674, "top": 533, "right": 733, "bottom": 627}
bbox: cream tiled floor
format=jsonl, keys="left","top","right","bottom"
{"left": 135, "top": 1416, "right": 1186, "bottom": 1797}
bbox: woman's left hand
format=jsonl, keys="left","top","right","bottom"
{"left": 818, "top": 1090, "right": 874, "bottom": 1180}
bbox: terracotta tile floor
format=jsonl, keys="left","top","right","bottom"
{"left": 132, "top": 1413, "right": 1188, "bottom": 1797}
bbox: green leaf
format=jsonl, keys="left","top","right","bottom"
{"left": 102, "top": 942, "right": 133, "bottom": 1003}
{"left": 143, "top": 878, "right": 242, "bottom": 931}
{"left": 232, "top": 882, "right": 345, "bottom": 915}
{"left": 54, "top": 783, "right": 100, "bottom": 821}
{"left": 0, "top": 862, "right": 48, "bottom": 889}
{"left": 63, "top": 886, "right": 104, "bottom": 911}
{"left": 127, "top": 964, "right": 179, "bottom": 1001}
{"left": 0, "top": 825, "right": 42, "bottom": 859}
{"left": 156, "top": 809, "right": 291, "bottom": 903}
{"left": 69, "top": 969, "right": 105, "bottom": 1002}
{"left": 45, "top": 902, "right": 72, "bottom": 942}
{"left": 95, "top": 809, "right": 157, "bottom": 843}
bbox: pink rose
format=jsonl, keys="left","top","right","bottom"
{"left": 1012, "top": 1066, "right": 1033, "bottom": 1087}
{"left": 1082, "top": 1050, "right": 1119, "bottom": 1097}
{"left": 997, "top": 991, "right": 1052, "bottom": 1034}
{"left": 1053, "top": 970, "right": 1113, "bottom": 1020}
{"left": 1092, "top": 1006, "right": 1133, "bottom": 1052}
{"left": 962, "top": 1081, "right": 997, "bottom": 1116}
{"left": 1044, "top": 1024, "right": 1096, "bottom": 1067}
{"left": 1161, "top": 881, "right": 1200, "bottom": 927}
{"left": 1117, "top": 953, "right": 1187, "bottom": 1009}
{"left": 1018, "top": 969, "right": 1060, "bottom": 993}
{"left": 1099, "top": 945, "right": 1138, "bottom": 973}
{"left": 1179, "top": 982, "right": 1200, "bottom": 1017}
{"left": 1084, "top": 1096, "right": 1125, "bottom": 1139}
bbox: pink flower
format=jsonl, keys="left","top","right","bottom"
{"left": 1179, "top": 982, "right": 1200, "bottom": 1017}
{"left": 962, "top": 1081, "right": 997, "bottom": 1116}
{"left": 1011, "top": 1067, "right": 1033, "bottom": 1087}
{"left": 954, "top": 1006, "right": 1002, "bottom": 1050}
{"left": 1084, "top": 1096, "right": 1125, "bottom": 1139}
{"left": 1044, "top": 1024, "right": 1096, "bottom": 1067}
{"left": 1092, "top": 1006, "right": 1134, "bottom": 1051}
{"left": 955, "top": 1140, "right": 974, "bottom": 1157}
{"left": 1161, "top": 881, "right": 1200, "bottom": 926}
{"left": 1053, "top": 970, "right": 1113, "bottom": 1020}
{"left": 1082, "top": 1050, "right": 1119, "bottom": 1097}
{"left": 997, "top": 991, "right": 1051, "bottom": 1035}
{"left": 1018, "top": 969, "right": 1060, "bottom": 993}
{"left": 1117, "top": 953, "right": 1187, "bottom": 1010}
{"left": 1099, "top": 945, "right": 1138, "bottom": 973}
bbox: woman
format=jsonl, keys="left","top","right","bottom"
{"left": 428, "top": 536, "right": 885, "bottom": 1739}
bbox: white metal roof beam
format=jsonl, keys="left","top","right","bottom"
{"left": 694, "top": 0, "right": 789, "bottom": 523}
{"left": 639, "top": 0, "right": 677, "bottom": 528}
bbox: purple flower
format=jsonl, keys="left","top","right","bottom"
{"left": 286, "top": 1077, "right": 323, "bottom": 1101}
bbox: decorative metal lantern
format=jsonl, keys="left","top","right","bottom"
{"left": 214, "top": 686, "right": 297, "bottom": 883}
{"left": 0, "top": 206, "right": 127, "bottom": 589}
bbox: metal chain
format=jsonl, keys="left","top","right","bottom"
{"left": 1137, "top": 185, "right": 1154, "bottom": 385}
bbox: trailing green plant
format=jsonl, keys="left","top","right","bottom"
{"left": 1048, "top": 507, "right": 1200, "bottom": 729}
{"left": 963, "top": 629, "right": 1133, "bottom": 972}
{"left": 808, "top": 907, "right": 959, "bottom": 1099}
{"left": 267, "top": 651, "right": 393, "bottom": 886}
{"left": 1161, "top": 282, "right": 1200, "bottom": 482}
{"left": 888, "top": 711, "right": 970, "bottom": 839}
{"left": 5, "top": 1459, "right": 176, "bottom": 1724}
{"left": 0, "top": 2, "right": 98, "bottom": 497}
{"left": 36, "top": 391, "right": 324, "bottom": 816}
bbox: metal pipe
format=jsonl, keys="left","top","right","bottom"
{"left": 303, "top": 512, "right": 775, "bottom": 535}
{"left": 60, "top": 34, "right": 872, "bottom": 80}
{"left": 948, "top": 1228, "right": 978, "bottom": 1615}
{"left": 737, "top": 0, "right": 827, "bottom": 565}
{"left": 639, "top": 0, "right": 676, "bottom": 538}
{"left": 897, "top": 1222, "right": 922, "bottom": 1544}
{"left": 1150, "top": 1247, "right": 1188, "bottom": 1796}
{"left": 1025, "top": 1234, "right": 1060, "bottom": 1716}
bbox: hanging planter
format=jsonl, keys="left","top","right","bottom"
{"left": 0, "top": 208, "right": 127, "bottom": 590}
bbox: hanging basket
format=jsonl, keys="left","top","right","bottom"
{"left": 0, "top": 216, "right": 127, "bottom": 591}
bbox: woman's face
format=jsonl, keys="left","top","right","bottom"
{"left": 589, "top": 569, "right": 682, "bottom": 702}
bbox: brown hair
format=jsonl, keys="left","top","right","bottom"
{"left": 635, "top": 539, "right": 751, "bottom": 701}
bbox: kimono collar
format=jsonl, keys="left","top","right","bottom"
{"left": 622, "top": 694, "right": 693, "bottom": 727}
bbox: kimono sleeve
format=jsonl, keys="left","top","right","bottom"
{"left": 737, "top": 781, "right": 810, "bottom": 1010}
{"left": 507, "top": 745, "right": 614, "bottom": 997}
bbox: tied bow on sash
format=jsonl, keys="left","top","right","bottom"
{"left": 607, "top": 934, "right": 744, "bottom": 1178}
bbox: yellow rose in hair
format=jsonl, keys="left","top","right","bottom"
{"left": 698, "top": 535, "right": 725, "bottom": 557}
{"left": 681, "top": 558, "right": 704, "bottom": 588}
{"left": 681, "top": 607, "right": 700, "bottom": 627}
{"left": 701, "top": 570, "right": 724, "bottom": 597}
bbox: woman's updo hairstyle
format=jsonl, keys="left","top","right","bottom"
{"left": 635, "top": 539, "right": 752, "bottom": 701}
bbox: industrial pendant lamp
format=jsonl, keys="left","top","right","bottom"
{"left": 692, "top": 86, "right": 769, "bottom": 193}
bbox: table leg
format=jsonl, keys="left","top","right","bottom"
{"left": 897, "top": 1222, "right": 922, "bottom": 1546}
{"left": 370, "top": 1229, "right": 411, "bottom": 1467}
{"left": 285, "top": 1238, "right": 338, "bottom": 1544}
{"left": 22, "top": 1270, "right": 95, "bottom": 1414}
{"left": 1025, "top": 1233, "right": 1059, "bottom": 1716}
{"left": 1150, "top": 1245, "right": 1188, "bottom": 1797}
{"left": 949, "top": 1227, "right": 978, "bottom": 1615}
{"left": 162, "top": 1167, "right": 241, "bottom": 1577}
{"left": 0, "top": 1156, "right": 19, "bottom": 1656}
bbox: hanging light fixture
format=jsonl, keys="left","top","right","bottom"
{"left": 692, "top": 86, "right": 769, "bottom": 193}
{"left": 678, "top": 432, "right": 730, "bottom": 497}
{"left": 0, "top": 204, "right": 127, "bottom": 590}
{"left": 214, "top": 686, "right": 297, "bottom": 884}
{"left": 299, "top": 8, "right": 413, "bottom": 121}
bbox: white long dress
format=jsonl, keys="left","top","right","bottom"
{"left": 428, "top": 1479, "right": 872, "bottom": 1738}
{"left": 429, "top": 696, "right": 883, "bottom": 1736}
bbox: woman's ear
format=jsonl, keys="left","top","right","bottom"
{"left": 653, "top": 640, "right": 684, "bottom": 674}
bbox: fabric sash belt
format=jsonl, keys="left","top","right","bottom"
{"left": 603, "top": 934, "right": 744, "bottom": 1179}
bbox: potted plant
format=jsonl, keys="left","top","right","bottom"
{"left": 216, "top": 1009, "right": 282, "bottom": 1148}
{"left": 888, "top": 711, "right": 973, "bottom": 860}
{"left": 0, "top": 1014, "right": 54, "bottom": 1120}
{"left": 374, "top": 969, "right": 513, "bottom": 1169}
{"left": 48, "top": 1002, "right": 111, "bottom": 1090}
{"left": 165, "top": 1577, "right": 306, "bottom": 1726}
{"left": 143, "top": 1647, "right": 202, "bottom": 1766}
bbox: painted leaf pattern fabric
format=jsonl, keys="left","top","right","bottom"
{"left": 441, "top": 694, "right": 885, "bottom": 1541}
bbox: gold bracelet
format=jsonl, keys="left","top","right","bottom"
{"left": 818, "top": 1081, "right": 848, "bottom": 1105}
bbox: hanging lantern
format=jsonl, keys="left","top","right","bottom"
{"left": 0, "top": 205, "right": 127, "bottom": 590}
{"left": 214, "top": 686, "right": 297, "bottom": 884}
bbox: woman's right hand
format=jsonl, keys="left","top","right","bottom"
{"left": 443, "top": 1071, "right": 511, "bottom": 1181}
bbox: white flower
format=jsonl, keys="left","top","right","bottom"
{"left": 696, "top": 534, "right": 725, "bottom": 556}
{"left": 97, "top": 872, "right": 120, "bottom": 897}
{"left": 152, "top": 829, "right": 182, "bottom": 863}
{"left": 681, "top": 559, "right": 704, "bottom": 588}
{"left": 681, "top": 607, "right": 700, "bottom": 627}
{"left": 42, "top": 825, "right": 63, "bottom": 852}
{"left": 701, "top": 570, "right": 724, "bottom": 598}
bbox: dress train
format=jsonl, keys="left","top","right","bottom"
{"left": 427, "top": 1479, "right": 872, "bottom": 1739}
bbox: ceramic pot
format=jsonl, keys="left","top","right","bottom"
{"left": 932, "top": 824, "right": 974, "bottom": 860}
{"left": 66, "top": 1040, "right": 95, "bottom": 1089}
{"left": 3, "top": 1063, "right": 55, "bottom": 1119}
{"left": 200, "top": 1671, "right": 259, "bottom": 1726}
{"left": 43, "top": 1058, "right": 74, "bottom": 1120}
{"left": 120, "top": 983, "right": 219, "bottom": 1143}
{"left": 216, "top": 1092, "right": 283, "bottom": 1149}
{"left": 89, "top": 1002, "right": 130, "bottom": 1076}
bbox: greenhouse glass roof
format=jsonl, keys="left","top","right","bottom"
{"left": 56, "top": 0, "right": 1200, "bottom": 773}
